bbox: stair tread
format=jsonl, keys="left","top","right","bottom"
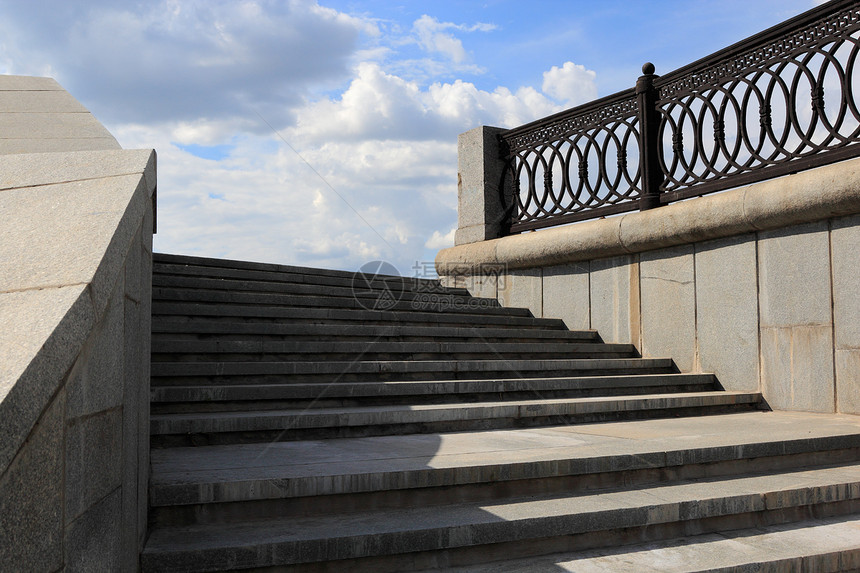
{"left": 149, "top": 391, "right": 761, "bottom": 434}
{"left": 142, "top": 463, "right": 860, "bottom": 568}
{"left": 150, "top": 373, "right": 717, "bottom": 402}
{"left": 150, "top": 322, "right": 593, "bottom": 339}
{"left": 151, "top": 357, "right": 674, "bottom": 376}
{"left": 450, "top": 515, "right": 860, "bottom": 572}
{"left": 149, "top": 411, "right": 860, "bottom": 504}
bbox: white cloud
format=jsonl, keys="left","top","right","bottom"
{"left": 542, "top": 61, "right": 598, "bottom": 107}
{"left": 411, "top": 15, "right": 495, "bottom": 64}
{"left": 425, "top": 228, "right": 455, "bottom": 250}
{"left": 294, "top": 62, "right": 562, "bottom": 144}
{"left": 0, "top": 0, "right": 371, "bottom": 126}
{"left": 0, "top": 1, "right": 601, "bottom": 275}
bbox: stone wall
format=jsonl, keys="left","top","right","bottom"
{"left": 0, "top": 76, "right": 156, "bottom": 571}
{"left": 438, "top": 126, "right": 860, "bottom": 415}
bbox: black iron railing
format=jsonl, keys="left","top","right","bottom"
{"left": 501, "top": 0, "right": 860, "bottom": 234}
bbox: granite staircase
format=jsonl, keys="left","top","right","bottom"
{"left": 142, "top": 253, "right": 860, "bottom": 572}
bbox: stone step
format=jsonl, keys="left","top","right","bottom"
{"left": 149, "top": 391, "right": 762, "bottom": 446}
{"left": 153, "top": 258, "right": 466, "bottom": 295}
{"left": 148, "top": 412, "right": 860, "bottom": 523}
{"left": 139, "top": 463, "right": 860, "bottom": 572}
{"left": 151, "top": 301, "right": 566, "bottom": 330}
{"left": 150, "top": 340, "right": 637, "bottom": 363}
{"left": 449, "top": 515, "right": 860, "bottom": 573}
{"left": 151, "top": 321, "right": 595, "bottom": 343}
{"left": 150, "top": 373, "right": 718, "bottom": 413}
{"left": 152, "top": 274, "right": 495, "bottom": 309}
{"left": 150, "top": 357, "right": 677, "bottom": 385}
{"left": 152, "top": 285, "right": 521, "bottom": 316}
{"left": 153, "top": 252, "right": 448, "bottom": 293}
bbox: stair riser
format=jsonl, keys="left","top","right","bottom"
{"left": 152, "top": 351, "right": 635, "bottom": 364}
{"left": 150, "top": 366, "right": 676, "bottom": 386}
{"left": 150, "top": 403, "right": 760, "bottom": 447}
{"left": 152, "top": 274, "right": 462, "bottom": 298}
{"left": 152, "top": 257, "right": 457, "bottom": 293}
{"left": 150, "top": 446, "right": 860, "bottom": 526}
{"left": 151, "top": 304, "right": 564, "bottom": 329}
{"left": 153, "top": 267, "right": 462, "bottom": 296}
{"left": 151, "top": 384, "right": 717, "bottom": 413}
{"left": 140, "top": 492, "right": 860, "bottom": 572}
{"left": 152, "top": 284, "right": 505, "bottom": 314}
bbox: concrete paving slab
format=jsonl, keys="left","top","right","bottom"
{"left": 454, "top": 515, "right": 860, "bottom": 572}
{"left": 150, "top": 391, "right": 758, "bottom": 435}
{"left": 141, "top": 464, "right": 860, "bottom": 571}
{"left": 150, "top": 411, "right": 859, "bottom": 504}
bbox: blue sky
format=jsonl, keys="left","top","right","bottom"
{"left": 0, "top": 0, "right": 820, "bottom": 275}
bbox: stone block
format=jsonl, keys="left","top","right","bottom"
{"left": 0, "top": 148, "right": 154, "bottom": 192}
{"left": 123, "top": 292, "right": 143, "bottom": 564}
{"left": 832, "top": 214, "right": 860, "bottom": 349}
{"left": 64, "top": 487, "right": 122, "bottom": 572}
{"left": 694, "top": 235, "right": 759, "bottom": 392}
{"left": 0, "top": 284, "right": 93, "bottom": 474}
{"left": 0, "top": 174, "right": 142, "bottom": 300}
{"left": 64, "top": 407, "right": 123, "bottom": 523}
{"left": 640, "top": 245, "right": 696, "bottom": 372}
{"left": 835, "top": 349, "right": 860, "bottom": 414}
{"left": 760, "top": 325, "right": 835, "bottom": 412}
{"left": 590, "top": 255, "right": 637, "bottom": 345}
{"left": 0, "top": 90, "right": 88, "bottom": 113}
{"left": 758, "top": 221, "right": 832, "bottom": 328}
{"left": 0, "top": 112, "right": 119, "bottom": 145}
{"left": 66, "top": 275, "right": 125, "bottom": 419}
{"left": 0, "top": 75, "right": 62, "bottom": 90}
{"left": 542, "top": 263, "right": 590, "bottom": 330}
{"left": 125, "top": 226, "right": 143, "bottom": 304}
{"left": 456, "top": 264, "right": 505, "bottom": 300}
{"left": 455, "top": 126, "right": 509, "bottom": 245}
{"left": 0, "top": 391, "right": 64, "bottom": 573}
{"left": 498, "top": 269, "right": 541, "bottom": 316}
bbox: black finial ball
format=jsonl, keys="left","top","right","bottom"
{"left": 642, "top": 62, "right": 655, "bottom": 75}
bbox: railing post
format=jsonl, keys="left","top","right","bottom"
{"left": 636, "top": 62, "right": 663, "bottom": 211}
{"left": 454, "top": 126, "right": 511, "bottom": 245}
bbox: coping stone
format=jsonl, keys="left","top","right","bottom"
{"left": 542, "top": 263, "right": 590, "bottom": 331}
{"left": 0, "top": 112, "right": 119, "bottom": 143}
{"left": 694, "top": 235, "right": 760, "bottom": 392}
{"left": 436, "top": 156, "right": 860, "bottom": 276}
{"left": 0, "top": 173, "right": 148, "bottom": 316}
{"left": 0, "top": 390, "right": 64, "bottom": 573}
{"left": 0, "top": 90, "right": 88, "bottom": 113}
{"left": 0, "top": 148, "right": 155, "bottom": 191}
{"left": 0, "top": 76, "right": 62, "bottom": 90}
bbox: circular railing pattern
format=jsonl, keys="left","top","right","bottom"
{"left": 502, "top": 94, "right": 642, "bottom": 232}
{"left": 656, "top": 12, "right": 860, "bottom": 200}
{"left": 499, "top": 0, "right": 860, "bottom": 233}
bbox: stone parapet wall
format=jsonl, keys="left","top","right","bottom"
{"left": 438, "top": 142, "right": 860, "bottom": 415}
{"left": 0, "top": 76, "right": 156, "bottom": 571}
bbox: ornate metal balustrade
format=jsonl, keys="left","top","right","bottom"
{"left": 501, "top": 0, "right": 860, "bottom": 233}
